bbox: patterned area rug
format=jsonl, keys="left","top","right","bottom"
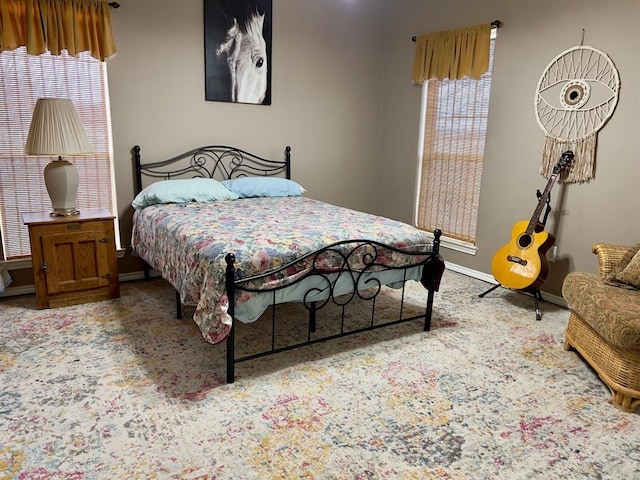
{"left": 1, "top": 270, "right": 638, "bottom": 479}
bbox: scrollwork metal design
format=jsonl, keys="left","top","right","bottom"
{"left": 232, "top": 239, "right": 432, "bottom": 314}
{"left": 133, "top": 144, "right": 291, "bottom": 193}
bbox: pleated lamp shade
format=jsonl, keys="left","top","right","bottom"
{"left": 25, "top": 98, "right": 93, "bottom": 216}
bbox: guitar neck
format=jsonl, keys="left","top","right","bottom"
{"left": 526, "top": 174, "right": 558, "bottom": 234}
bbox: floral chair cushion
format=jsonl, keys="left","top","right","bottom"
{"left": 616, "top": 249, "right": 640, "bottom": 289}
{"left": 605, "top": 243, "right": 640, "bottom": 290}
{"left": 562, "top": 271, "right": 640, "bottom": 355}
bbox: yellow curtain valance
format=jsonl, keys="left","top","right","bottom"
{"left": 412, "top": 23, "right": 491, "bottom": 84}
{"left": 0, "top": 0, "right": 116, "bottom": 61}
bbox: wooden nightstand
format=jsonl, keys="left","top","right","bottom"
{"left": 22, "top": 208, "right": 120, "bottom": 309}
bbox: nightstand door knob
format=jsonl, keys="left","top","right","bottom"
{"left": 102, "top": 272, "right": 114, "bottom": 279}
{"left": 41, "top": 262, "right": 48, "bottom": 271}
{"left": 99, "top": 237, "right": 111, "bottom": 243}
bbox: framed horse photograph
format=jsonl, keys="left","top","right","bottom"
{"left": 204, "top": 0, "right": 272, "bottom": 105}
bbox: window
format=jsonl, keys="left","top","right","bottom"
{"left": 415, "top": 32, "right": 496, "bottom": 253}
{"left": 0, "top": 47, "right": 117, "bottom": 261}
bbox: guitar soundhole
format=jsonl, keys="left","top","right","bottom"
{"left": 518, "top": 234, "right": 532, "bottom": 249}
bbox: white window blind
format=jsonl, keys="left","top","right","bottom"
{"left": 0, "top": 47, "right": 116, "bottom": 260}
{"left": 416, "top": 36, "right": 496, "bottom": 246}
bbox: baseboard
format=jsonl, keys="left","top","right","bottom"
{"left": 0, "top": 283, "right": 34, "bottom": 297}
{"left": 0, "top": 270, "right": 161, "bottom": 298}
{"left": 0, "top": 264, "right": 567, "bottom": 308}
{"left": 119, "top": 270, "right": 161, "bottom": 282}
{"left": 445, "top": 261, "right": 567, "bottom": 308}
{"left": 445, "top": 262, "right": 496, "bottom": 284}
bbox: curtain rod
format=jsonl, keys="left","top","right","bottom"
{"left": 412, "top": 20, "right": 502, "bottom": 42}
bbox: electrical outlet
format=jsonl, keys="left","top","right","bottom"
{"left": 547, "top": 246, "right": 558, "bottom": 262}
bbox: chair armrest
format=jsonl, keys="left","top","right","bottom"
{"left": 592, "top": 243, "right": 635, "bottom": 279}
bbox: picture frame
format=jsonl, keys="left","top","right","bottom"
{"left": 204, "top": 0, "right": 273, "bottom": 105}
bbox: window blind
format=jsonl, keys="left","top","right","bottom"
{"left": 0, "top": 47, "right": 115, "bottom": 260}
{"left": 416, "top": 38, "right": 495, "bottom": 245}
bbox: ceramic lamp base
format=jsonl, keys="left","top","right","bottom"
{"left": 44, "top": 158, "right": 80, "bottom": 216}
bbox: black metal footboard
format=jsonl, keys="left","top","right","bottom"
{"left": 223, "top": 230, "right": 443, "bottom": 383}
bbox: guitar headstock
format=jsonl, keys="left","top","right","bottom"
{"left": 553, "top": 150, "right": 574, "bottom": 174}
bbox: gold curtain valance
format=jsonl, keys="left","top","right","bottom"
{"left": 0, "top": 0, "right": 116, "bottom": 61}
{"left": 412, "top": 23, "right": 491, "bottom": 84}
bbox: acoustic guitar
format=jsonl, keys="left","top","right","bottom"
{"left": 490, "top": 151, "right": 573, "bottom": 291}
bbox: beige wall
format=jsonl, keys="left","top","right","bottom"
{"left": 9, "top": 0, "right": 639, "bottom": 299}
{"left": 108, "top": 0, "right": 388, "bottom": 273}
{"left": 377, "top": 0, "right": 640, "bottom": 296}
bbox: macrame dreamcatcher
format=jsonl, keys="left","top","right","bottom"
{"left": 535, "top": 44, "right": 620, "bottom": 183}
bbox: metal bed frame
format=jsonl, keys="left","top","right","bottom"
{"left": 133, "top": 144, "right": 444, "bottom": 383}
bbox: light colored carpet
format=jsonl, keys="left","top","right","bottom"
{"left": 1, "top": 270, "right": 638, "bottom": 479}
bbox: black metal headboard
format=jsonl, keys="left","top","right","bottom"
{"left": 133, "top": 145, "right": 292, "bottom": 194}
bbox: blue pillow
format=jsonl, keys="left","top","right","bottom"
{"left": 132, "top": 178, "right": 239, "bottom": 209}
{"left": 222, "top": 177, "right": 305, "bottom": 198}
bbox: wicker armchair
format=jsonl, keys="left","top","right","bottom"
{"left": 562, "top": 243, "right": 640, "bottom": 413}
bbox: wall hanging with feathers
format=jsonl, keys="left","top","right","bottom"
{"left": 535, "top": 44, "right": 620, "bottom": 183}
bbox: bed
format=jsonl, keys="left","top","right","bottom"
{"left": 131, "top": 144, "right": 445, "bottom": 383}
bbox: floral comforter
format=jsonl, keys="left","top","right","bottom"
{"left": 131, "top": 196, "right": 434, "bottom": 344}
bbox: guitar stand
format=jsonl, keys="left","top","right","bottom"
{"left": 479, "top": 283, "right": 545, "bottom": 321}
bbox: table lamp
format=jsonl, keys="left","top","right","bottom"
{"left": 24, "top": 98, "right": 93, "bottom": 216}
